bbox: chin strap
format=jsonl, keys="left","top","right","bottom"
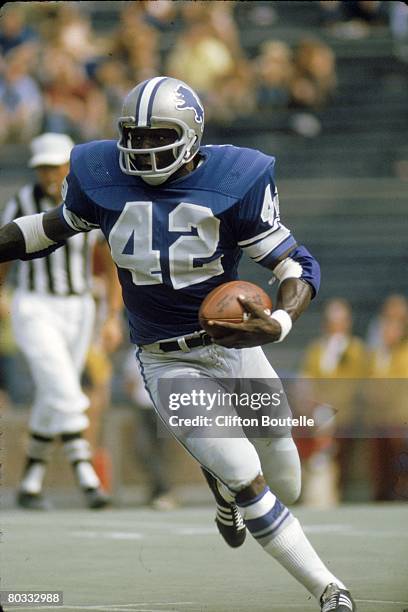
{"left": 141, "top": 173, "right": 172, "bottom": 186}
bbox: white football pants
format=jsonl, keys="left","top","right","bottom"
{"left": 11, "top": 291, "right": 95, "bottom": 436}
{"left": 137, "top": 343, "right": 301, "bottom": 503}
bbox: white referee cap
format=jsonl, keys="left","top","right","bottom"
{"left": 28, "top": 132, "right": 75, "bottom": 168}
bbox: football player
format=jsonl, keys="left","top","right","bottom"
{"left": 0, "top": 77, "right": 355, "bottom": 611}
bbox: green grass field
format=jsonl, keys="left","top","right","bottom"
{"left": 1, "top": 504, "right": 407, "bottom": 612}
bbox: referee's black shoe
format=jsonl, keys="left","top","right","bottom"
{"left": 201, "top": 468, "right": 246, "bottom": 548}
{"left": 83, "top": 487, "right": 111, "bottom": 509}
{"left": 320, "top": 583, "right": 356, "bottom": 611}
{"left": 17, "top": 490, "right": 52, "bottom": 511}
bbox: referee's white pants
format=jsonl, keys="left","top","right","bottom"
{"left": 11, "top": 291, "right": 95, "bottom": 437}
{"left": 137, "top": 343, "right": 301, "bottom": 503}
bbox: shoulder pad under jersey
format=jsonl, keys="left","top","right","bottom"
{"left": 70, "top": 140, "right": 130, "bottom": 190}
{"left": 195, "top": 145, "right": 275, "bottom": 198}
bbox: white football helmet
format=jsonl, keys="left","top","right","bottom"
{"left": 117, "top": 76, "right": 205, "bottom": 185}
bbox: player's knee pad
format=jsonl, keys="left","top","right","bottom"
{"left": 219, "top": 456, "right": 262, "bottom": 492}
{"left": 269, "top": 469, "right": 301, "bottom": 505}
{"left": 254, "top": 437, "right": 302, "bottom": 504}
{"left": 192, "top": 437, "right": 262, "bottom": 492}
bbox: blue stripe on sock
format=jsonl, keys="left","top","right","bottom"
{"left": 245, "top": 498, "right": 286, "bottom": 534}
{"left": 236, "top": 486, "right": 269, "bottom": 508}
{"left": 253, "top": 509, "right": 291, "bottom": 540}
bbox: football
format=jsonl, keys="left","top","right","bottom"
{"left": 199, "top": 280, "right": 273, "bottom": 337}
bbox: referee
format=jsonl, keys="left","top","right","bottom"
{"left": 0, "top": 133, "right": 122, "bottom": 510}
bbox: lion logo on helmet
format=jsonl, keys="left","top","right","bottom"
{"left": 175, "top": 84, "right": 204, "bottom": 125}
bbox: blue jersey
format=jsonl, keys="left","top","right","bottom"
{"left": 61, "top": 141, "right": 304, "bottom": 344}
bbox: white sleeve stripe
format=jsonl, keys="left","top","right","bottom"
{"left": 62, "top": 205, "right": 98, "bottom": 232}
{"left": 62, "top": 206, "right": 80, "bottom": 231}
{"left": 241, "top": 226, "right": 291, "bottom": 261}
{"left": 14, "top": 213, "right": 56, "bottom": 253}
{"left": 251, "top": 238, "right": 289, "bottom": 263}
{"left": 238, "top": 224, "right": 280, "bottom": 247}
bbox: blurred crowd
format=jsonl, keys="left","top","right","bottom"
{"left": 296, "top": 294, "right": 408, "bottom": 505}
{"left": 0, "top": 1, "right": 339, "bottom": 144}
{"left": 3, "top": 0, "right": 405, "bottom": 145}
{"left": 1, "top": 1, "right": 405, "bottom": 146}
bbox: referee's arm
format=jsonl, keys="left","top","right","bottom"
{"left": 94, "top": 238, "right": 124, "bottom": 353}
{"left": 0, "top": 261, "right": 11, "bottom": 290}
{"left": 0, "top": 206, "right": 77, "bottom": 263}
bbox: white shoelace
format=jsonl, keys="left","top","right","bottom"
{"left": 216, "top": 502, "right": 245, "bottom": 530}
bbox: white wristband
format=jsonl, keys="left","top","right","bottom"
{"left": 270, "top": 309, "right": 292, "bottom": 343}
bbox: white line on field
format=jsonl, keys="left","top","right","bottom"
{"left": 5, "top": 608, "right": 173, "bottom": 611}
{"left": 68, "top": 524, "right": 359, "bottom": 541}
{"left": 69, "top": 531, "right": 144, "bottom": 540}
{"left": 303, "top": 524, "right": 350, "bottom": 534}
{"left": 172, "top": 527, "right": 218, "bottom": 536}
{"left": 340, "top": 530, "right": 408, "bottom": 538}
{"left": 356, "top": 599, "right": 408, "bottom": 605}
{"left": 259, "top": 604, "right": 408, "bottom": 610}
{"left": 6, "top": 603, "right": 197, "bottom": 611}
{"left": 66, "top": 520, "right": 350, "bottom": 532}
{"left": 7, "top": 600, "right": 408, "bottom": 611}
{"left": 68, "top": 527, "right": 217, "bottom": 540}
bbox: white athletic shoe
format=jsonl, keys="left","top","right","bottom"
{"left": 320, "top": 583, "right": 356, "bottom": 611}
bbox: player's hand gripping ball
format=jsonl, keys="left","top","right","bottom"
{"left": 199, "top": 281, "right": 273, "bottom": 339}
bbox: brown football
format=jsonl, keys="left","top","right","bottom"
{"left": 199, "top": 280, "right": 273, "bottom": 338}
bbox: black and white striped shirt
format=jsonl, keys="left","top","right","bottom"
{"left": 2, "top": 183, "right": 93, "bottom": 296}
